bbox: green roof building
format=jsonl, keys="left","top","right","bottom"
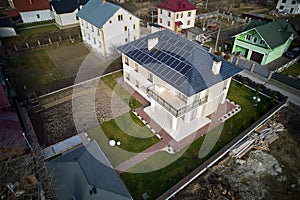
{"left": 232, "top": 19, "right": 297, "bottom": 65}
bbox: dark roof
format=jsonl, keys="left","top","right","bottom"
{"left": 243, "top": 19, "right": 297, "bottom": 49}
{"left": 157, "top": 0, "right": 197, "bottom": 12}
{"left": 50, "top": 0, "right": 89, "bottom": 14}
{"left": 188, "top": 26, "right": 204, "bottom": 35}
{"left": 47, "top": 141, "right": 132, "bottom": 200}
{"left": 118, "top": 30, "right": 242, "bottom": 97}
{"left": 0, "top": 84, "right": 10, "bottom": 108}
{"left": 11, "top": 0, "right": 50, "bottom": 12}
{"left": 77, "top": 0, "right": 120, "bottom": 28}
{"left": 0, "top": 18, "right": 15, "bottom": 28}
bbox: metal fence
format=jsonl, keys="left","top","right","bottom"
{"left": 272, "top": 72, "right": 300, "bottom": 91}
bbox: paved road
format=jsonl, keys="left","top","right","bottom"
{"left": 239, "top": 70, "right": 300, "bottom": 106}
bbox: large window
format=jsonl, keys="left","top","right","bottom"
{"left": 187, "top": 20, "right": 190, "bottom": 25}
{"left": 292, "top": 0, "right": 296, "bottom": 4}
{"left": 168, "top": 12, "right": 171, "bottom": 17}
{"left": 253, "top": 37, "right": 258, "bottom": 43}
{"left": 188, "top": 12, "right": 191, "bottom": 17}
{"left": 167, "top": 21, "right": 170, "bottom": 26}
{"left": 124, "top": 26, "right": 128, "bottom": 31}
{"left": 260, "top": 40, "right": 265, "bottom": 45}
{"left": 118, "top": 15, "right": 123, "bottom": 21}
{"left": 245, "top": 34, "right": 251, "bottom": 41}
{"left": 282, "top": 0, "right": 286, "bottom": 3}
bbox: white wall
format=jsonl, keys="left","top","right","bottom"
{"left": 276, "top": 0, "right": 300, "bottom": 14}
{"left": 20, "top": 9, "right": 53, "bottom": 23}
{"left": 52, "top": 6, "right": 83, "bottom": 27}
{"left": 0, "top": 27, "right": 16, "bottom": 37}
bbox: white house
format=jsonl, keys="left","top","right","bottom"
{"left": 7, "top": 0, "right": 53, "bottom": 23}
{"left": 276, "top": 0, "right": 300, "bottom": 14}
{"left": 50, "top": 0, "right": 89, "bottom": 28}
{"left": 157, "top": 0, "right": 197, "bottom": 32}
{"left": 118, "top": 30, "right": 242, "bottom": 142}
{"left": 77, "top": 0, "right": 140, "bottom": 56}
{"left": 0, "top": 18, "right": 16, "bottom": 37}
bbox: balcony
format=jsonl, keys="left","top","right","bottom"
{"left": 147, "top": 87, "right": 207, "bottom": 117}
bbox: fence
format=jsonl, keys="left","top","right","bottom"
{"left": 272, "top": 72, "right": 300, "bottom": 91}
{"left": 274, "top": 56, "right": 300, "bottom": 73}
{"left": 157, "top": 80, "right": 287, "bottom": 200}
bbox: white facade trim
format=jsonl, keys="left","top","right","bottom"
{"left": 20, "top": 9, "right": 53, "bottom": 23}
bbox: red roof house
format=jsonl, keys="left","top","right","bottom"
{"left": 157, "top": 0, "right": 197, "bottom": 12}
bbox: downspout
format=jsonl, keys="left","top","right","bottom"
{"left": 100, "top": 28, "right": 107, "bottom": 57}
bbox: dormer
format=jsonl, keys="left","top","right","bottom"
{"left": 148, "top": 35, "right": 159, "bottom": 50}
{"left": 212, "top": 58, "right": 222, "bottom": 75}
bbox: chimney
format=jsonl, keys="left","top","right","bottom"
{"left": 29, "top": 0, "right": 32, "bottom": 5}
{"left": 102, "top": 0, "right": 105, "bottom": 4}
{"left": 212, "top": 59, "right": 222, "bottom": 75}
{"left": 148, "top": 35, "right": 159, "bottom": 51}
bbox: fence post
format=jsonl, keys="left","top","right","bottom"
{"left": 267, "top": 71, "right": 273, "bottom": 80}
{"left": 13, "top": 45, "right": 18, "bottom": 51}
{"left": 26, "top": 43, "right": 29, "bottom": 49}
{"left": 48, "top": 38, "right": 52, "bottom": 45}
{"left": 38, "top": 40, "right": 41, "bottom": 47}
{"left": 59, "top": 36, "right": 62, "bottom": 42}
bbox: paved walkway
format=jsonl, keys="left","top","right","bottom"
{"left": 115, "top": 80, "right": 236, "bottom": 172}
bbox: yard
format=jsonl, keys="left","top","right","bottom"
{"left": 120, "top": 80, "right": 275, "bottom": 200}
{"left": 281, "top": 62, "right": 300, "bottom": 80}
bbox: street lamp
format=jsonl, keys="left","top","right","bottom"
{"left": 252, "top": 96, "right": 261, "bottom": 107}
{"left": 22, "top": 132, "right": 33, "bottom": 151}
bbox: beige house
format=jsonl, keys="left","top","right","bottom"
{"left": 118, "top": 30, "right": 242, "bottom": 141}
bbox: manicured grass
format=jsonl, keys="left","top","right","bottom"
{"left": 8, "top": 50, "right": 63, "bottom": 93}
{"left": 102, "top": 71, "right": 142, "bottom": 109}
{"left": 120, "top": 80, "right": 275, "bottom": 200}
{"left": 18, "top": 24, "right": 59, "bottom": 36}
{"left": 101, "top": 112, "right": 159, "bottom": 153}
{"left": 281, "top": 62, "right": 300, "bottom": 78}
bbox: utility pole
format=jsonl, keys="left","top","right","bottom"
{"left": 214, "top": 22, "right": 221, "bottom": 52}
{"left": 205, "top": 0, "right": 209, "bottom": 11}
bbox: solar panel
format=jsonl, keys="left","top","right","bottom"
{"left": 180, "top": 65, "right": 191, "bottom": 74}
{"left": 165, "top": 57, "right": 175, "bottom": 66}
{"left": 137, "top": 52, "right": 146, "bottom": 60}
{"left": 169, "top": 38, "right": 177, "bottom": 44}
{"left": 157, "top": 52, "right": 165, "bottom": 60}
{"left": 183, "top": 45, "right": 193, "bottom": 52}
{"left": 161, "top": 54, "right": 170, "bottom": 63}
{"left": 176, "top": 41, "right": 185, "bottom": 48}
{"left": 170, "top": 73, "right": 181, "bottom": 83}
{"left": 165, "top": 70, "right": 175, "bottom": 79}
{"left": 156, "top": 64, "right": 165, "bottom": 72}
{"left": 182, "top": 52, "right": 191, "bottom": 59}
{"left": 161, "top": 67, "right": 171, "bottom": 76}
{"left": 170, "top": 60, "right": 180, "bottom": 69}
{"left": 140, "top": 55, "right": 149, "bottom": 63}
{"left": 175, "top": 76, "right": 187, "bottom": 86}
{"left": 175, "top": 62, "right": 186, "bottom": 71}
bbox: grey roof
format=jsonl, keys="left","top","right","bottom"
{"left": 118, "top": 30, "right": 242, "bottom": 97}
{"left": 47, "top": 141, "right": 132, "bottom": 200}
{"left": 188, "top": 27, "right": 204, "bottom": 35}
{"left": 50, "top": 0, "right": 89, "bottom": 14}
{"left": 0, "top": 18, "right": 14, "bottom": 28}
{"left": 76, "top": 0, "right": 120, "bottom": 28}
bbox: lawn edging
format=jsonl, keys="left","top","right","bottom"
{"left": 157, "top": 98, "right": 288, "bottom": 200}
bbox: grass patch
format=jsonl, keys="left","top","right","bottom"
{"left": 120, "top": 80, "right": 274, "bottom": 200}
{"left": 101, "top": 112, "right": 159, "bottom": 153}
{"left": 102, "top": 71, "right": 142, "bottom": 109}
{"left": 18, "top": 24, "right": 59, "bottom": 36}
{"left": 8, "top": 49, "right": 63, "bottom": 93}
{"left": 281, "top": 62, "right": 300, "bottom": 78}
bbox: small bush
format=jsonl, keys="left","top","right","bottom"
{"left": 224, "top": 54, "right": 231, "bottom": 60}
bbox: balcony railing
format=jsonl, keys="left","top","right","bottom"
{"left": 147, "top": 89, "right": 208, "bottom": 117}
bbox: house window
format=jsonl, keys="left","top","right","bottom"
{"left": 134, "top": 63, "right": 138, "bottom": 72}
{"left": 86, "top": 21, "right": 88, "bottom": 28}
{"left": 159, "top": 8, "right": 162, "bottom": 14}
{"left": 290, "top": 8, "right": 294, "bottom": 13}
{"left": 118, "top": 15, "right": 123, "bottom": 21}
{"left": 147, "top": 72, "right": 153, "bottom": 83}
{"left": 124, "top": 56, "right": 129, "bottom": 65}
{"left": 180, "top": 13, "right": 183, "bottom": 18}
{"left": 97, "top": 29, "right": 100, "bottom": 36}
{"left": 133, "top": 24, "right": 136, "bottom": 29}
{"left": 245, "top": 34, "right": 251, "bottom": 41}
{"left": 135, "top": 80, "right": 139, "bottom": 88}
{"left": 88, "top": 33, "right": 90, "bottom": 40}
{"left": 187, "top": 20, "right": 190, "bottom": 25}
{"left": 253, "top": 37, "right": 258, "bottom": 43}
{"left": 260, "top": 40, "right": 265, "bottom": 45}
{"left": 176, "top": 14, "right": 179, "bottom": 19}
{"left": 99, "top": 40, "right": 101, "bottom": 48}
{"left": 291, "top": 0, "right": 296, "bottom": 4}
{"left": 279, "top": 5, "right": 284, "bottom": 9}
{"left": 81, "top": 19, "right": 84, "bottom": 25}
{"left": 134, "top": 36, "right": 136, "bottom": 40}
{"left": 125, "top": 72, "right": 130, "bottom": 81}
{"left": 282, "top": 0, "right": 286, "bottom": 3}
{"left": 168, "top": 12, "right": 171, "bottom": 17}
{"left": 167, "top": 21, "right": 170, "bottom": 26}
{"left": 159, "top": 18, "right": 162, "bottom": 23}
{"left": 129, "top": 16, "right": 132, "bottom": 20}
{"left": 37, "top": 14, "right": 40, "bottom": 19}
{"left": 93, "top": 37, "right": 96, "bottom": 44}
{"left": 109, "top": 20, "right": 112, "bottom": 23}
{"left": 91, "top": 26, "right": 94, "bottom": 32}
{"left": 125, "top": 38, "right": 128, "bottom": 42}
{"left": 188, "top": 12, "right": 191, "bottom": 17}
{"left": 76, "top": 16, "right": 79, "bottom": 20}
{"left": 124, "top": 26, "right": 128, "bottom": 31}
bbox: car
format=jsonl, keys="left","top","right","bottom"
{"left": 285, "top": 47, "right": 300, "bottom": 59}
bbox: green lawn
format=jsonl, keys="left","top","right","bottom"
{"left": 101, "top": 112, "right": 159, "bottom": 153}
{"left": 281, "top": 63, "right": 300, "bottom": 78}
{"left": 18, "top": 24, "right": 59, "bottom": 36}
{"left": 120, "top": 80, "right": 274, "bottom": 200}
{"left": 102, "top": 71, "right": 142, "bottom": 109}
{"left": 8, "top": 50, "right": 63, "bottom": 93}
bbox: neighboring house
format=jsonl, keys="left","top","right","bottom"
{"left": 77, "top": 0, "right": 140, "bottom": 56}
{"left": 50, "top": 0, "right": 89, "bottom": 27}
{"left": 118, "top": 30, "right": 242, "bottom": 142}
{"left": 232, "top": 19, "right": 297, "bottom": 65}
{"left": 47, "top": 140, "right": 133, "bottom": 200}
{"left": 276, "top": 0, "right": 300, "bottom": 14}
{"left": 7, "top": 0, "right": 53, "bottom": 23}
{"left": 0, "top": 18, "right": 16, "bottom": 37}
{"left": 157, "top": 0, "right": 197, "bottom": 32}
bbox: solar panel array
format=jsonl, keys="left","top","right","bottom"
{"left": 118, "top": 34, "right": 198, "bottom": 87}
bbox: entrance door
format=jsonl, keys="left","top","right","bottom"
{"left": 250, "top": 51, "right": 264, "bottom": 63}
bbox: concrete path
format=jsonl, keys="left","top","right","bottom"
{"left": 239, "top": 70, "right": 300, "bottom": 106}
